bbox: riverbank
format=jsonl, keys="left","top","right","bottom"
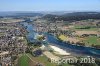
{"left": 57, "top": 34, "right": 100, "bottom": 50}
{"left": 49, "top": 45, "right": 71, "bottom": 55}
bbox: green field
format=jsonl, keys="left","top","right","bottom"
{"left": 18, "top": 54, "right": 29, "bottom": 66}
{"left": 27, "top": 54, "right": 57, "bottom": 66}
{"left": 83, "top": 36, "right": 100, "bottom": 46}
{"left": 72, "top": 25, "right": 99, "bottom": 31}
{"left": 27, "top": 53, "right": 70, "bottom": 66}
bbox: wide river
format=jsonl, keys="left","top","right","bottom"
{"left": 20, "top": 21, "right": 100, "bottom": 58}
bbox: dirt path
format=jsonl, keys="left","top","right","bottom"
{"left": 26, "top": 54, "right": 45, "bottom": 66}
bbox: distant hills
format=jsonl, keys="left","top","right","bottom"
{"left": 0, "top": 11, "right": 100, "bottom": 21}
{"left": 43, "top": 12, "right": 100, "bottom": 21}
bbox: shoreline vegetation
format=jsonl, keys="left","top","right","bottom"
{"left": 57, "top": 34, "right": 100, "bottom": 49}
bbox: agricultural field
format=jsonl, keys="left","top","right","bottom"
{"left": 82, "top": 36, "right": 100, "bottom": 46}
{"left": 0, "top": 18, "right": 24, "bottom": 23}
{"left": 27, "top": 53, "right": 71, "bottom": 66}
{"left": 71, "top": 25, "right": 99, "bottom": 31}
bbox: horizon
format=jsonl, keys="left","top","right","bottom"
{"left": 0, "top": 11, "right": 100, "bottom": 13}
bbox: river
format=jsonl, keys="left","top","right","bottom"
{"left": 20, "top": 21, "right": 100, "bottom": 58}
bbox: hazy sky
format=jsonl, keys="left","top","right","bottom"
{"left": 0, "top": 0, "right": 100, "bottom": 11}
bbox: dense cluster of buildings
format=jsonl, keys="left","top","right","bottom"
{"left": 0, "top": 22, "right": 27, "bottom": 66}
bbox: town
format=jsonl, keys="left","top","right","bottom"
{"left": 0, "top": 18, "right": 27, "bottom": 66}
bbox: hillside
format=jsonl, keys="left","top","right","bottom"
{"left": 43, "top": 12, "right": 100, "bottom": 21}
